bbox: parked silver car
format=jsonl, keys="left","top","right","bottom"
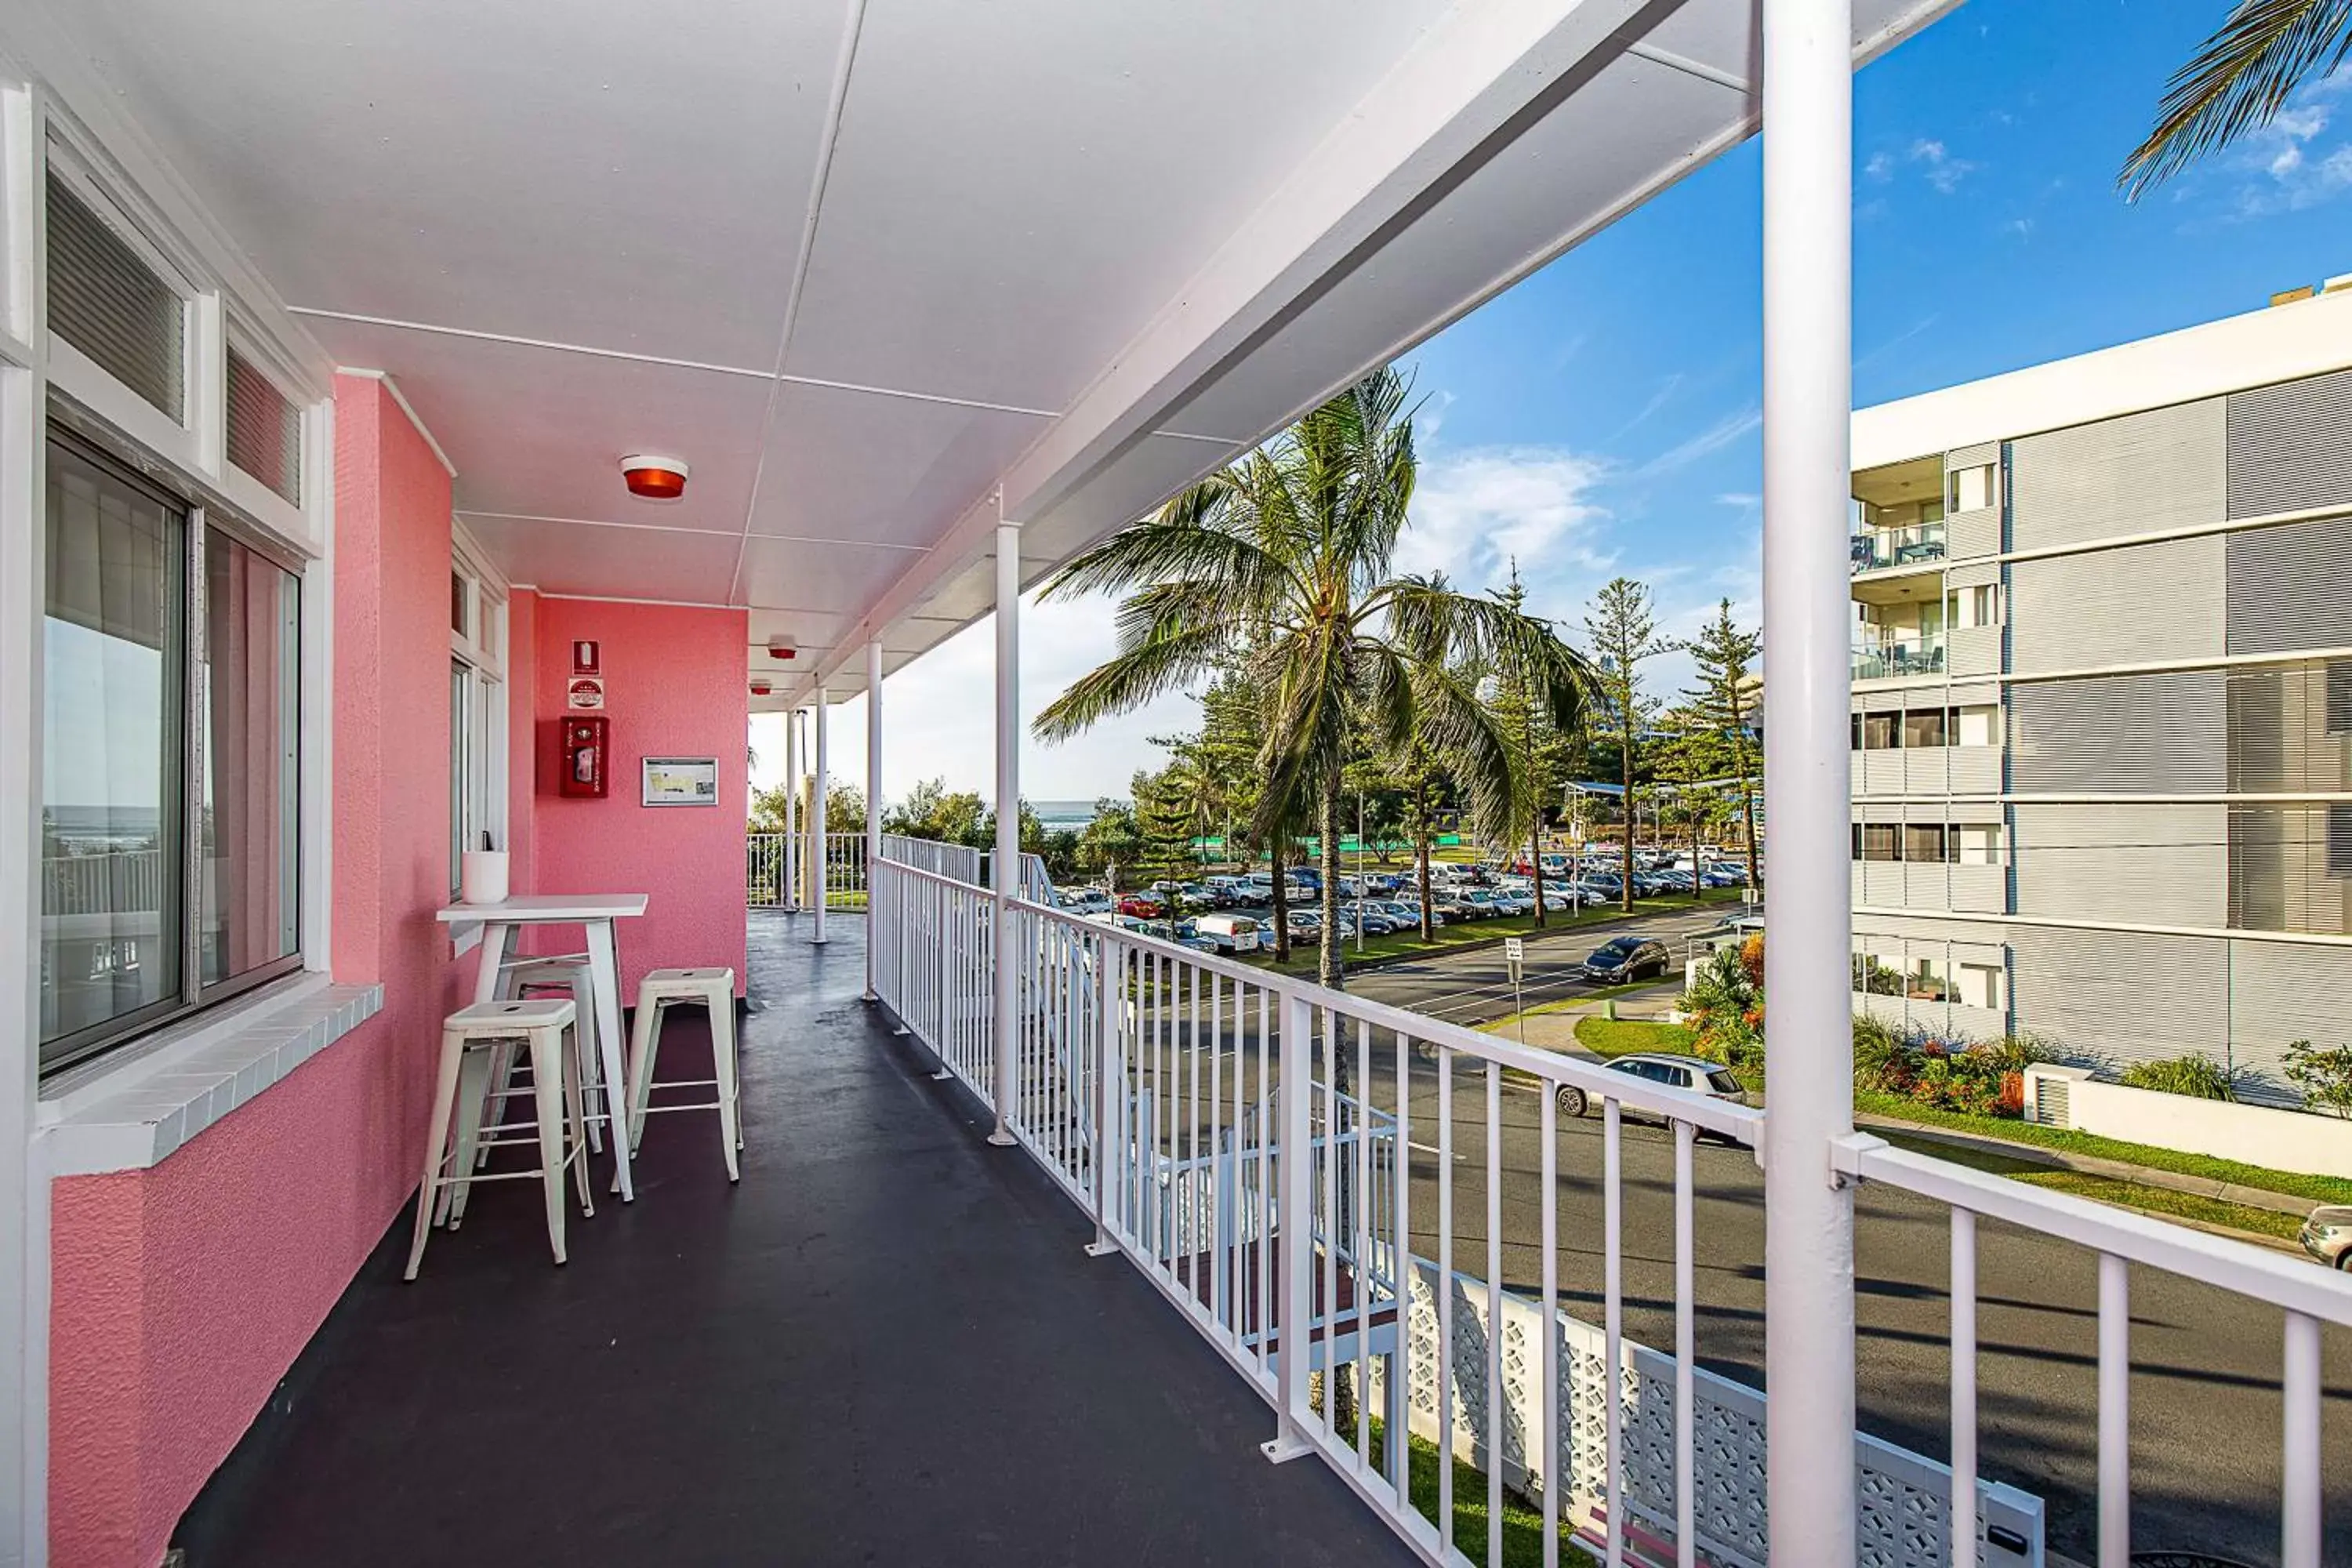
{"left": 1555, "top": 1052, "right": 1751, "bottom": 1122}
{"left": 2300, "top": 1205, "right": 2352, "bottom": 1269}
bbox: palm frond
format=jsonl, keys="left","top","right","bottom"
{"left": 2121, "top": 0, "right": 2352, "bottom": 198}
{"left": 1032, "top": 622, "right": 1228, "bottom": 743}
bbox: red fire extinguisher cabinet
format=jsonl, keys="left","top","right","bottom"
{"left": 560, "top": 717, "right": 608, "bottom": 798}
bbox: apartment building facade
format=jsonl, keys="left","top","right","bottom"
{"left": 1848, "top": 289, "right": 2352, "bottom": 1097}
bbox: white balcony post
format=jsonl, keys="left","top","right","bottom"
{"left": 1759, "top": 0, "right": 1857, "bottom": 1562}
{"left": 989, "top": 514, "right": 1020, "bottom": 1146}
{"left": 783, "top": 707, "right": 801, "bottom": 912}
{"left": 811, "top": 687, "right": 830, "bottom": 946}
{"left": 865, "top": 639, "right": 884, "bottom": 1001}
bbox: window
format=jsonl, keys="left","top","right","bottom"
{"left": 1957, "top": 962, "right": 2006, "bottom": 1011}
{"left": 1958, "top": 824, "right": 2006, "bottom": 866}
{"left": 45, "top": 169, "right": 187, "bottom": 423}
{"left": 1956, "top": 705, "right": 2000, "bottom": 748}
{"left": 1900, "top": 707, "right": 1951, "bottom": 749}
{"left": 1860, "top": 713, "right": 1898, "bottom": 750}
{"left": 448, "top": 552, "right": 506, "bottom": 892}
{"left": 40, "top": 432, "right": 300, "bottom": 1070}
{"left": 1859, "top": 825, "right": 1900, "bottom": 862}
{"left": 1948, "top": 462, "right": 1997, "bottom": 514}
{"left": 1903, "top": 823, "right": 1952, "bottom": 863}
{"left": 1947, "top": 584, "right": 2001, "bottom": 629}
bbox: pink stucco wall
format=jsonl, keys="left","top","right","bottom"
{"left": 529, "top": 597, "right": 749, "bottom": 996}
{"left": 505, "top": 587, "right": 540, "bottom": 897}
{"left": 48, "top": 377, "right": 468, "bottom": 1568}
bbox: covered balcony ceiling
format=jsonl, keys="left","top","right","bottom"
{"left": 1853, "top": 453, "right": 1945, "bottom": 509}
{"left": 35, "top": 0, "right": 1953, "bottom": 709}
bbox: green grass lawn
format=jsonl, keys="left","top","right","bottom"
{"left": 1243, "top": 889, "right": 1740, "bottom": 976}
{"left": 1337, "top": 1417, "right": 1595, "bottom": 1567}
{"left": 1572, "top": 1021, "right": 2347, "bottom": 1224}
{"left": 1878, "top": 1134, "right": 2309, "bottom": 1242}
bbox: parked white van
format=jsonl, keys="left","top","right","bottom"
{"left": 1190, "top": 913, "right": 1263, "bottom": 954}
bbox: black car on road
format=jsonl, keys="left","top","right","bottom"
{"left": 1581, "top": 936, "right": 1671, "bottom": 984}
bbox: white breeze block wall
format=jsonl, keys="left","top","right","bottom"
{"left": 2058, "top": 1073, "right": 2352, "bottom": 1178}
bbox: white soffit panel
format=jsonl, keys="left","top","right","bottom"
{"left": 752, "top": 382, "right": 1049, "bottom": 547}
{"left": 306, "top": 317, "right": 771, "bottom": 534}
{"left": 56, "top": 0, "right": 842, "bottom": 366}
{"left": 784, "top": 0, "right": 1454, "bottom": 411}
{"left": 468, "top": 514, "right": 744, "bottom": 604}
{"left": 733, "top": 534, "right": 914, "bottom": 615}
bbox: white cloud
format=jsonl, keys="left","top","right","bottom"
{"left": 2227, "top": 83, "right": 2352, "bottom": 217}
{"left": 1862, "top": 151, "right": 1895, "bottom": 182}
{"left": 1396, "top": 445, "right": 1613, "bottom": 590}
{"left": 1630, "top": 407, "right": 1762, "bottom": 479}
{"left": 1909, "top": 137, "right": 1977, "bottom": 194}
{"left": 750, "top": 590, "right": 1190, "bottom": 808}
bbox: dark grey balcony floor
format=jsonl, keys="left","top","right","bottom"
{"left": 176, "top": 912, "right": 1419, "bottom": 1567}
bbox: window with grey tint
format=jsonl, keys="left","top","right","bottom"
{"left": 42, "top": 439, "right": 186, "bottom": 1060}
{"left": 200, "top": 535, "right": 301, "bottom": 985}
{"left": 40, "top": 434, "right": 303, "bottom": 1072}
{"left": 226, "top": 348, "right": 302, "bottom": 506}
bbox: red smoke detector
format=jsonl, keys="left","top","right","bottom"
{"left": 620, "top": 453, "right": 688, "bottom": 500}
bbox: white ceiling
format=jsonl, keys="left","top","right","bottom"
{"left": 38, "top": 0, "right": 1955, "bottom": 710}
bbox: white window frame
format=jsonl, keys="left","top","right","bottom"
{"left": 449, "top": 524, "right": 510, "bottom": 923}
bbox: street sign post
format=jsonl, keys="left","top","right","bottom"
{"left": 1504, "top": 936, "right": 1526, "bottom": 1045}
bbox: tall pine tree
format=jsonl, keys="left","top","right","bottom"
{"left": 1582, "top": 577, "right": 1670, "bottom": 911}
{"left": 1682, "top": 597, "right": 1762, "bottom": 892}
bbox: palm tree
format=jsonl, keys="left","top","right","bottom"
{"left": 2121, "top": 1, "right": 2352, "bottom": 198}
{"left": 1033, "top": 367, "right": 1592, "bottom": 992}
{"left": 1036, "top": 368, "right": 1592, "bottom": 1436}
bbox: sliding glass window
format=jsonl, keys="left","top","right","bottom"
{"left": 41, "top": 431, "right": 302, "bottom": 1072}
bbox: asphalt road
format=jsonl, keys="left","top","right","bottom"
{"left": 1341, "top": 898, "right": 1742, "bottom": 1028}
{"left": 1121, "top": 986, "right": 2352, "bottom": 1566}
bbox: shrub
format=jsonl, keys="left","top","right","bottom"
{"left": 2283, "top": 1040, "right": 2352, "bottom": 1119}
{"left": 1850, "top": 1019, "right": 2041, "bottom": 1120}
{"left": 2118, "top": 1053, "right": 2238, "bottom": 1102}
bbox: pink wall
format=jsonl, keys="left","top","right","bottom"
{"left": 505, "top": 587, "right": 540, "bottom": 897}
{"left": 49, "top": 378, "right": 470, "bottom": 1568}
{"left": 529, "top": 598, "right": 749, "bottom": 996}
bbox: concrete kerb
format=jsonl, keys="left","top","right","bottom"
{"left": 1857, "top": 1115, "right": 2320, "bottom": 1218}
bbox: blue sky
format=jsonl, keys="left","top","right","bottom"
{"left": 758, "top": 0, "right": 2352, "bottom": 805}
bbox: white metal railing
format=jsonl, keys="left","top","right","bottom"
{"left": 866, "top": 857, "right": 2077, "bottom": 1568}
{"left": 747, "top": 832, "right": 869, "bottom": 909}
{"left": 42, "top": 851, "right": 165, "bottom": 916}
{"left": 1835, "top": 1136, "right": 2350, "bottom": 1568}
{"left": 879, "top": 832, "right": 982, "bottom": 886}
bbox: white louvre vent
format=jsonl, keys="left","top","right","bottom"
{"left": 45, "top": 170, "right": 186, "bottom": 423}
{"left": 227, "top": 347, "right": 302, "bottom": 506}
{"left": 2225, "top": 514, "right": 2352, "bottom": 655}
{"left": 2227, "top": 367, "right": 2352, "bottom": 519}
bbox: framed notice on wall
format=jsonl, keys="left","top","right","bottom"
{"left": 641, "top": 757, "right": 719, "bottom": 807}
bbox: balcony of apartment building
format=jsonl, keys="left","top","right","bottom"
{"left": 1852, "top": 702, "right": 2005, "bottom": 800}
{"left": 1850, "top": 456, "right": 1949, "bottom": 577}
{"left": 5, "top": 5, "right": 2350, "bottom": 1568}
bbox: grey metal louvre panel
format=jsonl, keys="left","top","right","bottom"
{"left": 2012, "top": 803, "right": 2228, "bottom": 927}
{"left": 1947, "top": 441, "right": 2000, "bottom": 470}
{"left": 1947, "top": 624, "right": 2002, "bottom": 677}
{"left": 2229, "top": 940, "right": 2352, "bottom": 1094}
{"left": 2009, "top": 399, "right": 2223, "bottom": 550}
{"left": 2224, "top": 515, "right": 2352, "bottom": 654}
{"left": 2227, "top": 367, "right": 2352, "bottom": 518}
{"left": 1853, "top": 913, "right": 2011, "bottom": 946}
{"left": 2009, "top": 671, "right": 2226, "bottom": 793}
{"left": 45, "top": 171, "right": 185, "bottom": 423}
{"left": 1944, "top": 560, "right": 2001, "bottom": 589}
{"left": 226, "top": 347, "right": 302, "bottom": 506}
{"left": 1853, "top": 801, "right": 1911, "bottom": 825}
{"left": 1946, "top": 681, "right": 2000, "bottom": 707}
{"left": 2006, "top": 536, "right": 2224, "bottom": 673}
{"left": 1946, "top": 506, "right": 2000, "bottom": 559}
{"left": 2009, "top": 926, "right": 2227, "bottom": 1067}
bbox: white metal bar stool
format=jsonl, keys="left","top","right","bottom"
{"left": 497, "top": 954, "right": 608, "bottom": 1153}
{"left": 407, "top": 998, "right": 593, "bottom": 1279}
{"left": 622, "top": 967, "right": 742, "bottom": 1183}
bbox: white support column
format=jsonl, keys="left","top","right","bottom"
{"left": 1759, "top": 0, "right": 1857, "bottom": 1563}
{"left": 783, "top": 707, "right": 801, "bottom": 912}
{"left": 864, "top": 639, "right": 884, "bottom": 1001}
{"left": 811, "top": 688, "right": 829, "bottom": 946}
{"left": 988, "top": 514, "right": 1020, "bottom": 1146}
